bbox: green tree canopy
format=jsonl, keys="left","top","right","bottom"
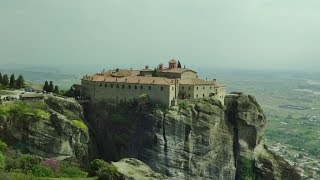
{"left": 9, "top": 74, "right": 15, "bottom": 88}
{"left": 49, "top": 81, "right": 54, "bottom": 93}
{"left": 0, "top": 73, "right": 2, "bottom": 84}
{"left": 16, "top": 74, "right": 25, "bottom": 89}
{"left": 178, "top": 61, "right": 182, "bottom": 68}
{"left": 2, "top": 74, "right": 9, "bottom": 86}
{"left": 43, "top": 81, "right": 49, "bottom": 92}
{"left": 53, "top": 85, "right": 59, "bottom": 94}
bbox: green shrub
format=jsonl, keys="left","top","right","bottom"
{"left": 0, "top": 152, "right": 5, "bottom": 170}
{"left": 32, "top": 164, "right": 54, "bottom": 177}
{"left": 238, "top": 156, "right": 255, "bottom": 180}
{"left": 72, "top": 120, "right": 89, "bottom": 133}
{"left": 5, "top": 157, "right": 20, "bottom": 171}
{"left": 97, "top": 163, "right": 124, "bottom": 180}
{"left": 0, "top": 140, "right": 8, "bottom": 153}
{"left": 0, "top": 171, "right": 35, "bottom": 180}
{"left": 18, "top": 154, "right": 41, "bottom": 173}
{"left": 89, "top": 159, "right": 108, "bottom": 176}
{"left": 57, "top": 161, "right": 88, "bottom": 178}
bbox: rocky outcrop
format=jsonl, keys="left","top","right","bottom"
{"left": 87, "top": 94, "right": 300, "bottom": 180}
{"left": 0, "top": 96, "right": 89, "bottom": 160}
{"left": 112, "top": 158, "right": 169, "bottom": 180}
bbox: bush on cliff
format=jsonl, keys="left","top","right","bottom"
{"left": 89, "top": 159, "right": 124, "bottom": 180}
{"left": 0, "top": 140, "right": 8, "bottom": 154}
{"left": 97, "top": 163, "right": 124, "bottom": 180}
{"left": 72, "top": 119, "right": 89, "bottom": 133}
{"left": 89, "top": 159, "right": 108, "bottom": 176}
{"left": 0, "top": 152, "right": 5, "bottom": 170}
{"left": 238, "top": 156, "right": 256, "bottom": 180}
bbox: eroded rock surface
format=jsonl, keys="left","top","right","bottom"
{"left": 88, "top": 94, "right": 300, "bottom": 180}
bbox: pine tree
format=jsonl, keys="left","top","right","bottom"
{"left": 0, "top": 73, "right": 2, "bottom": 84}
{"left": 16, "top": 75, "right": 24, "bottom": 89}
{"left": 2, "top": 74, "right": 9, "bottom": 86}
{"left": 152, "top": 69, "right": 158, "bottom": 77}
{"left": 53, "top": 85, "right": 59, "bottom": 94}
{"left": 9, "top": 74, "right": 15, "bottom": 88}
{"left": 43, "top": 81, "right": 49, "bottom": 92}
{"left": 177, "top": 61, "right": 182, "bottom": 68}
{"left": 49, "top": 81, "right": 54, "bottom": 93}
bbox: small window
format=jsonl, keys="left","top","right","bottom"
{"left": 140, "top": 85, "right": 143, "bottom": 90}
{"left": 203, "top": 87, "right": 205, "bottom": 90}
{"left": 196, "top": 94, "right": 198, "bottom": 98}
{"left": 196, "top": 87, "right": 199, "bottom": 90}
{"left": 135, "top": 85, "right": 137, "bottom": 89}
{"left": 128, "top": 85, "right": 131, "bottom": 89}
{"left": 188, "top": 94, "right": 191, "bottom": 97}
{"left": 105, "top": 84, "right": 107, "bottom": 87}
{"left": 189, "top": 87, "right": 191, "bottom": 90}
{"left": 122, "top": 85, "right": 125, "bottom": 89}
{"left": 210, "top": 86, "right": 212, "bottom": 89}
{"left": 203, "top": 94, "right": 205, "bottom": 97}
{"left": 161, "top": 86, "right": 164, "bottom": 91}
{"left": 148, "top": 86, "right": 151, "bottom": 90}
{"left": 111, "top": 84, "right": 114, "bottom": 88}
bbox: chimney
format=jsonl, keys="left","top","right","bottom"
{"left": 159, "top": 64, "right": 164, "bottom": 71}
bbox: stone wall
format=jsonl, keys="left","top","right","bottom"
{"left": 82, "top": 79, "right": 176, "bottom": 107}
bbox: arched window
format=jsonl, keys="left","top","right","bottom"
{"left": 203, "top": 94, "right": 205, "bottom": 97}
{"left": 161, "top": 86, "right": 164, "bottom": 91}
{"left": 105, "top": 84, "right": 107, "bottom": 87}
{"left": 140, "top": 85, "right": 143, "bottom": 90}
{"left": 135, "top": 85, "right": 137, "bottom": 89}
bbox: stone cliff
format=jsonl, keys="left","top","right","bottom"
{"left": 86, "top": 94, "right": 300, "bottom": 180}
{"left": 0, "top": 96, "right": 89, "bottom": 161}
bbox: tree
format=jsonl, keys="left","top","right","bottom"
{"left": 0, "top": 73, "right": 2, "bottom": 84}
{"left": 9, "top": 74, "right": 15, "bottom": 88}
{"left": 152, "top": 69, "right": 158, "bottom": 77}
{"left": 53, "top": 85, "right": 59, "bottom": 94}
{"left": 2, "top": 74, "right": 9, "bottom": 86}
{"left": 177, "top": 61, "right": 182, "bottom": 68}
{"left": 49, "top": 81, "right": 54, "bottom": 93}
{"left": 43, "top": 81, "right": 49, "bottom": 92}
{"left": 16, "top": 74, "right": 25, "bottom": 89}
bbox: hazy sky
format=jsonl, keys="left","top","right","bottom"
{"left": 1, "top": 0, "right": 320, "bottom": 70}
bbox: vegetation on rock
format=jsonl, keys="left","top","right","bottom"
{"left": 72, "top": 119, "right": 89, "bottom": 133}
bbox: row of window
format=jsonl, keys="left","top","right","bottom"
{"left": 181, "top": 86, "right": 213, "bottom": 91}
{"left": 99, "top": 83, "right": 164, "bottom": 91}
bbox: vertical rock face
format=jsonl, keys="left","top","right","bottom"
{"left": 0, "top": 97, "right": 89, "bottom": 160}
{"left": 87, "top": 94, "right": 300, "bottom": 180}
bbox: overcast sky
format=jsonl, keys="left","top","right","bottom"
{"left": 0, "top": 0, "right": 320, "bottom": 71}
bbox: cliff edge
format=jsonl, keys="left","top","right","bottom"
{"left": 87, "top": 94, "right": 300, "bottom": 180}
